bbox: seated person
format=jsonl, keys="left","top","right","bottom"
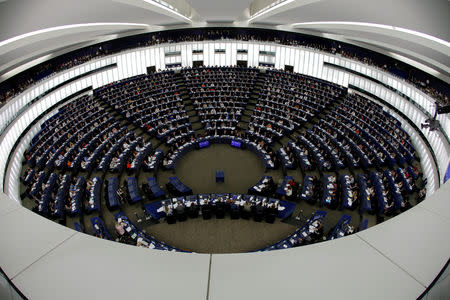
{"left": 291, "top": 237, "right": 305, "bottom": 247}
{"left": 115, "top": 218, "right": 125, "bottom": 236}
{"left": 86, "top": 179, "right": 94, "bottom": 190}
{"left": 116, "top": 187, "right": 125, "bottom": 203}
{"left": 164, "top": 204, "right": 176, "bottom": 224}
{"left": 344, "top": 224, "right": 355, "bottom": 236}
{"left": 186, "top": 200, "right": 199, "bottom": 218}
{"left": 417, "top": 188, "right": 426, "bottom": 202}
{"left": 309, "top": 219, "right": 324, "bottom": 241}
{"left": 200, "top": 198, "right": 212, "bottom": 219}
{"left": 93, "top": 222, "right": 105, "bottom": 239}
{"left": 400, "top": 198, "right": 412, "bottom": 211}
{"left": 214, "top": 198, "right": 226, "bottom": 218}
{"left": 85, "top": 196, "right": 95, "bottom": 209}
{"left": 230, "top": 200, "right": 240, "bottom": 218}
{"left": 267, "top": 202, "right": 278, "bottom": 216}
{"left": 136, "top": 237, "right": 150, "bottom": 248}
{"left": 254, "top": 203, "right": 264, "bottom": 221}
{"left": 285, "top": 185, "right": 293, "bottom": 197}
{"left": 174, "top": 201, "right": 187, "bottom": 221}
{"left": 109, "top": 156, "right": 119, "bottom": 169}
{"left": 241, "top": 200, "right": 252, "bottom": 219}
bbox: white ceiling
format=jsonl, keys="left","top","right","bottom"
{"left": 0, "top": 0, "right": 182, "bottom": 42}
{"left": 186, "top": 0, "right": 253, "bottom": 21}
{"left": 258, "top": 0, "right": 450, "bottom": 42}
{"left": 0, "top": 0, "right": 448, "bottom": 81}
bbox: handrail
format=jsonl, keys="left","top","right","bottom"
{"left": 323, "top": 62, "right": 449, "bottom": 144}
{"left": 2, "top": 87, "right": 92, "bottom": 190}
{"left": 0, "top": 267, "right": 28, "bottom": 299}
{"left": 417, "top": 258, "right": 449, "bottom": 299}
{"left": 349, "top": 84, "right": 441, "bottom": 186}
{"left": 0, "top": 63, "right": 117, "bottom": 136}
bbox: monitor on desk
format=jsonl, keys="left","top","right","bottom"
{"left": 231, "top": 140, "right": 242, "bottom": 148}
{"left": 198, "top": 141, "right": 210, "bottom": 149}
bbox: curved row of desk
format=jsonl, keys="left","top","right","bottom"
{"left": 0, "top": 181, "right": 448, "bottom": 300}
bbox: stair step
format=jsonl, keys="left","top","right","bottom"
{"left": 272, "top": 142, "right": 283, "bottom": 151}
{"left": 236, "top": 74, "right": 265, "bottom": 133}
{"left": 241, "top": 115, "right": 251, "bottom": 122}
{"left": 238, "top": 122, "right": 249, "bottom": 129}
{"left": 194, "top": 128, "right": 206, "bottom": 136}
{"left": 192, "top": 123, "right": 203, "bottom": 130}
{"left": 187, "top": 117, "right": 198, "bottom": 125}
{"left": 174, "top": 73, "right": 203, "bottom": 133}
{"left": 278, "top": 136, "right": 292, "bottom": 145}
{"left": 187, "top": 111, "right": 197, "bottom": 118}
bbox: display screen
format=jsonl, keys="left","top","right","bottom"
{"left": 231, "top": 140, "right": 241, "bottom": 148}
{"left": 198, "top": 141, "right": 210, "bottom": 148}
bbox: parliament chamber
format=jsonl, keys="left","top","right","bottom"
{"left": 0, "top": 1, "right": 449, "bottom": 299}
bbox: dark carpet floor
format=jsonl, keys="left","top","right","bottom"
{"left": 145, "top": 216, "right": 297, "bottom": 253}
{"left": 161, "top": 144, "right": 267, "bottom": 194}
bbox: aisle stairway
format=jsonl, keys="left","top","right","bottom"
{"left": 291, "top": 91, "right": 348, "bottom": 137}
{"left": 174, "top": 73, "right": 205, "bottom": 136}
{"left": 237, "top": 71, "right": 265, "bottom": 131}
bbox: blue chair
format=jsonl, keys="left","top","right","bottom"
{"left": 329, "top": 215, "right": 352, "bottom": 240}
{"left": 90, "top": 217, "right": 111, "bottom": 240}
{"left": 216, "top": 170, "right": 225, "bottom": 183}
{"left": 167, "top": 177, "right": 192, "bottom": 196}
{"left": 144, "top": 202, "right": 165, "bottom": 220}
{"left": 359, "top": 219, "right": 369, "bottom": 231}
{"left": 146, "top": 177, "right": 165, "bottom": 199}
{"left": 107, "top": 177, "right": 120, "bottom": 210}
{"left": 74, "top": 222, "right": 84, "bottom": 232}
{"left": 277, "top": 199, "right": 296, "bottom": 219}
{"left": 127, "top": 177, "right": 142, "bottom": 204}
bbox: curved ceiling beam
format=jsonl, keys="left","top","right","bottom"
{"left": 342, "top": 35, "right": 450, "bottom": 79}
{"left": 291, "top": 22, "right": 450, "bottom": 57}
{"left": 1, "top": 22, "right": 448, "bottom": 86}
{"left": 242, "top": 0, "right": 322, "bottom": 23}
{"left": 113, "top": 0, "right": 205, "bottom": 23}
{"left": 0, "top": 23, "right": 153, "bottom": 56}
{"left": 0, "top": 30, "right": 148, "bottom": 81}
